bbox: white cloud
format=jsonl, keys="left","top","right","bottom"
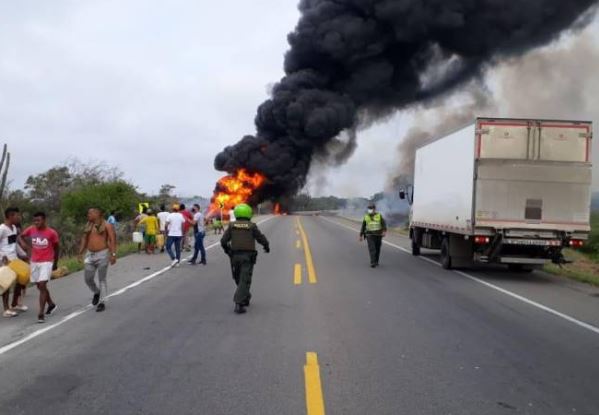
{"left": 1, "top": 0, "right": 299, "bottom": 196}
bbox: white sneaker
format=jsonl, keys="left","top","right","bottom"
{"left": 174, "top": 261, "right": 181, "bottom": 268}
{"left": 3, "top": 310, "right": 18, "bottom": 318}
{"left": 12, "top": 305, "right": 28, "bottom": 312}
{"left": 170, "top": 259, "right": 178, "bottom": 267}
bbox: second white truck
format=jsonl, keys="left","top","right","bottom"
{"left": 401, "top": 117, "right": 593, "bottom": 270}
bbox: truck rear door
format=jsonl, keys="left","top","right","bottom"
{"left": 537, "top": 121, "right": 591, "bottom": 162}
{"left": 474, "top": 118, "right": 592, "bottom": 233}
{"left": 476, "top": 119, "right": 592, "bottom": 162}
{"left": 477, "top": 120, "right": 530, "bottom": 160}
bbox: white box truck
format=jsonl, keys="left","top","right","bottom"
{"left": 401, "top": 117, "right": 593, "bottom": 270}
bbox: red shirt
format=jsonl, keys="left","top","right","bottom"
{"left": 181, "top": 210, "right": 193, "bottom": 233}
{"left": 22, "top": 226, "right": 59, "bottom": 263}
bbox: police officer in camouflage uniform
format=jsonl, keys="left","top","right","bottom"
{"left": 360, "top": 202, "right": 387, "bottom": 268}
{"left": 220, "top": 204, "right": 270, "bottom": 314}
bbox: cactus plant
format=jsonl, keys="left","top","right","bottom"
{"left": 0, "top": 144, "right": 10, "bottom": 203}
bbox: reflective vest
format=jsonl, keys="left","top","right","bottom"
{"left": 364, "top": 213, "right": 383, "bottom": 233}
{"left": 230, "top": 221, "right": 256, "bottom": 251}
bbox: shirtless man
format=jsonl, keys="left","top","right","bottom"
{"left": 78, "top": 208, "right": 117, "bottom": 312}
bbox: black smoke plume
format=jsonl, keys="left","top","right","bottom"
{"left": 214, "top": 0, "right": 597, "bottom": 203}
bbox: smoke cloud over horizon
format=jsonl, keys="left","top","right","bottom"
{"left": 390, "top": 28, "right": 599, "bottom": 189}
{"left": 214, "top": 0, "right": 598, "bottom": 204}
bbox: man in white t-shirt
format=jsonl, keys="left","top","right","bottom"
{"left": 157, "top": 205, "right": 170, "bottom": 253}
{"left": 0, "top": 207, "right": 26, "bottom": 317}
{"left": 165, "top": 205, "right": 187, "bottom": 267}
{"left": 188, "top": 204, "right": 206, "bottom": 265}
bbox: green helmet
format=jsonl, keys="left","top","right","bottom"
{"left": 234, "top": 203, "right": 253, "bottom": 219}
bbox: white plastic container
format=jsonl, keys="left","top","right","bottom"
{"left": 132, "top": 232, "right": 144, "bottom": 243}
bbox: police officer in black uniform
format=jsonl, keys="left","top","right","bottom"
{"left": 220, "top": 203, "right": 270, "bottom": 314}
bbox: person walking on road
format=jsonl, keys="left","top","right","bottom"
{"left": 0, "top": 207, "right": 26, "bottom": 317}
{"left": 138, "top": 209, "right": 159, "bottom": 254}
{"left": 157, "top": 205, "right": 169, "bottom": 253}
{"left": 78, "top": 208, "right": 117, "bottom": 312}
{"left": 220, "top": 204, "right": 269, "bottom": 314}
{"left": 165, "top": 205, "right": 187, "bottom": 267}
{"left": 188, "top": 204, "right": 206, "bottom": 265}
{"left": 179, "top": 204, "right": 193, "bottom": 252}
{"left": 134, "top": 207, "right": 148, "bottom": 254}
{"left": 19, "top": 212, "right": 59, "bottom": 323}
{"left": 360, "top": 203, "right": 387, "bottom": 268}
{"left": 213, "top": 216, "right": 224, "bottom": 235}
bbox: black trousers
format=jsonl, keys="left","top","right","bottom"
{"left": 366, "top": 235, "right": 382, "bottom": 265}
{"left": 230, "top": 251, "right": 257, "bottom": 304}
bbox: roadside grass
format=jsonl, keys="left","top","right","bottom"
{"left": 58, "top": 242, "right": 139, "bottom": 275}
{"left": 544, "top": 213, "right": 599, "bottom": 287}
{"left": 544, "top": 249, "right": 599, "bottom": 287}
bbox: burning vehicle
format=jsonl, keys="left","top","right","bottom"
{"left": 208, "top": 0, "right": 597, "bottom": 215}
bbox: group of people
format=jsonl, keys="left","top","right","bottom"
{"left": 0, "top": 207, "right": 117, "bottom": 323}
{"left": 135, "top": 204, "right": 207, "bottom": 267}
{"left": 0, "top": 201, "right": 385, "bottom": 322}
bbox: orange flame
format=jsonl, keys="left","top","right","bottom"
{"left": 209, "top": 169, "right": 266, "bottom": 216}
{"left": 273, "top": 203, "right": 281, "bottom": 215}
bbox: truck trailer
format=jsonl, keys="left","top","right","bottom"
{"left": 402, "top": 117, "right": 593, "bottom": 270}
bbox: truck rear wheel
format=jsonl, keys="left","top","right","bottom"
{"left": 441, "top": 238, "right": 452, "bottom": 270}
{"left": 411, "top": 240, "right": 421, "bottom": 256}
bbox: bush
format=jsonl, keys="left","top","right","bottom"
{"left": 61, "top": 181, "right": 139, "bottom": 222}
{"left": 581, "top": 213, "right": 599, "bottom": 260}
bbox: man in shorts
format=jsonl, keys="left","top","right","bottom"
{"left": 78, "top": 208, "right": 117, "bottom": 312}
{"left": 20, "top": 212, "right": 59, "bottom": 323}
{"left": 134, "top": 207, "right": 148, "bottom": 254}
{"left": 138, "top": 209, "right": 159, "bottom": 254}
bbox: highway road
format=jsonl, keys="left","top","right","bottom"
{"left": 0, "top": 215, "right": 598, "bottom": 414}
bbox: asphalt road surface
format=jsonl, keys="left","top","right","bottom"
{"left": 0, "top": 215, "right": 598, "bottom": 415}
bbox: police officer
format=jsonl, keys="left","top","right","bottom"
{"left": 360, "top": 203, "right": 387, "bottom": 268}
{"left": 220, "top": 204, "right": 270, "bottom": 314}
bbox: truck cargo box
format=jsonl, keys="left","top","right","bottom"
{"left": 407, "top": 117, "right": 593, "bottom": 269}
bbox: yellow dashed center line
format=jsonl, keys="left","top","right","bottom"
{"left": 296, "top": 217, "right": 317, "bottom": 284}
{"left": 296, "top": 240, "right": 301, "bottom": 249}
{"left": 304, "top": 352, "right": 326, "bottom": 415}
{"left": 294, "top": 263, "right": 302, "bottom": 285}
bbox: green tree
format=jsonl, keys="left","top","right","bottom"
{"left": 158, "top": 184, "right": 176, "bottom": 205}
{"left": 25, "top": 166, "right": 72, "bottom": 212}
{"left": 61, "top": 181, "right": 139, "bottom": 223}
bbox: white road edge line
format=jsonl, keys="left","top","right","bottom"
{"left": 321, "top": 216, "right": 599, "bottom": 336}
{"left": 0, "top": 216, "right": 276, "bottom": 356}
